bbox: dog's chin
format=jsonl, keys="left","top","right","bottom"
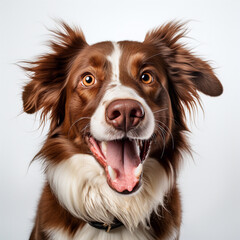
{"left": 85, "top": 135, "right": 152, "bottom": 195}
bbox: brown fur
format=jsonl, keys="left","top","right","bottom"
{"left": 22, "top": 21, "right": 222, "bottom": 239}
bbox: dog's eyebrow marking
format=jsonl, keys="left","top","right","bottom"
{"left": 89, "top": 55, "right": 105, "bottom": 68}
{"left": 128, "top": 52, "right": 145, "bottom": 77}
{"left": 107, "top": 42, "right": 122, "bottom": 84}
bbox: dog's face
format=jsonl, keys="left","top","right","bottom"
{"left": 64, "top": 41, "right": 171, "bottom": 193}
{"left": 22, "top": 22, "right": 223, "bottom": 195}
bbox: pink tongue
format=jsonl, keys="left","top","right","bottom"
{"left": 106, "top": 139, "right": 140, "bottom": 192}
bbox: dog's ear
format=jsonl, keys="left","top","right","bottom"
{"left": 144, "top": 22, "right": 223, "bottom": 101}
{"left": 22, "top": 22, "right": 87, "bottom": 128}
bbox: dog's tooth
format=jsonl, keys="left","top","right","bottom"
{"left": 134, "top": 163, "right": 143, "bottom": 178}
{"left": 134, "top": 140, "right": 140, "bottom": 156}
{"left": 108, "top": 166, "right": 117, "bottom": 181}
{"left": 101, "top": 141, "right": 107, "bottom": 156}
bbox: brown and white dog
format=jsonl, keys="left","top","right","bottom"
{"left": 22, "top": 22, "right": 223, "bottom": 240}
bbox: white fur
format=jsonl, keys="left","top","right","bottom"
{"left": 46, "top": 224, "right": 154, "bottom": 240}
{"left": 166, "top": 228, "right": 179, "bottom": 240}
{"left": 46, "top": 228, "right": 69, "bottom": 240}
{"left": 46, "top": 154, "right": 171, "bottom": 231}
{"left": 107, "top": 42, "right": 121, "bottom": 83}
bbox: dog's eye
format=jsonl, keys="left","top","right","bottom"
{"left": 81, "top": 74, "right": 96, "bottom": 87}
{"left": 141, "top": 72, "right": 153, "bottom": 84}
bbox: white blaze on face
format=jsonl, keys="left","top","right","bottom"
{"left": 90, "top": 42, "right": 155, "bottom": 141}
{"left": 107, "top": 42, "right": 121, "bottom": 83}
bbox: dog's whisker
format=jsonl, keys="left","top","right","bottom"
{"left": 156, "top": 116, "right": 180, "bottom": 125}
{"left": 82, "top": 124, "right": 90, "bottom": 138}
{"left": 81, "top": 123, "right": 90, "bottom": 133}
{"left": 156, "top": 120, "right": 175, "bottom": 150}
{"left": 155, "top": 125, "right": 166, "bottom": 158}
{"left": 68, "top": 117, "right": 91, "bottom": 138}
{"left": 144, "top": 52, "right": 164, "bottom": 62}
{"left": 155, "top": 123, "right": 168, "bottom": 156}
{"left": 152, "top": 108, "right": 168, "bottom": 114}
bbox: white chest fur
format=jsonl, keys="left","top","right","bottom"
{"left": 46, "top": 153, "right": 173, "bottom": 238}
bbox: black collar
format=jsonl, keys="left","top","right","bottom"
{"left": 88, "top": 218, "right": 123, "bottom": 233}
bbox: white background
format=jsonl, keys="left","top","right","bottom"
{"left": 1, "top": 0, "right": 240, "bottom": 239}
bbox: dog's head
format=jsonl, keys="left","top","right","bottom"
{"left": 22, "top": 22, "right": 222, "bottom": 194}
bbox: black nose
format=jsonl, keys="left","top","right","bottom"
{"left": 106, "top": 99, "right": 145, "bottom": 132}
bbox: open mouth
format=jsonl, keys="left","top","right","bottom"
{"left": 86, "top": 136, "right": 151, "bottom": 194}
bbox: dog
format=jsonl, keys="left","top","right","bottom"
{"left": 22, "top": 21, "right": 223, "bottom": 240}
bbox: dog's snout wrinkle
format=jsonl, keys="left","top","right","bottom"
{"left": 106, "top": 99, "right": 145, "bottom": 132}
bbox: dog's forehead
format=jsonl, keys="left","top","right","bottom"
{"left": 109, "top": 41, "right": 152, "bottom": 67}
{"left": 94, "top": 41, "right": 154, "bottom": 79}
{"left": 89, "top": 41, "right": 114, "bottom": 55}
{"left": 82, "top": 41, "right": 151, "bottom": 69}
{"left": 70, "top": 41, "right": 161, "bottom": 84}
{"left": 90, "top": 40, "right": 148, "bottom": 56}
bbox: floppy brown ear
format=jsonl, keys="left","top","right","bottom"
{"left": 144, "top": 22, "right": 223, "bottom": 98}
{"left": 22, "top": 22, "right": 87, "bottom": 128}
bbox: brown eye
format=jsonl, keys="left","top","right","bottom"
{"left": 141, "top": 72, "right": 153, "bottom": 84}
{"left": 81, "top": 74, "right": 96, "bottom": 87}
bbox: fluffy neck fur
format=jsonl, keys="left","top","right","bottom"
{"left": 46, "top": 154, "right": 172, "bottom": 231}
